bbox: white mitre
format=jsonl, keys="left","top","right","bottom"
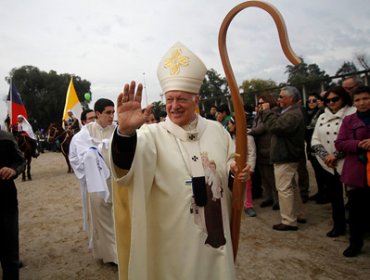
{"left": 157, "top": 42, "right": 207, "bottom": 95}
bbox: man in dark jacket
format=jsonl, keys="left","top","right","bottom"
{"left": 261, "top": 86, "right": 306, "bottom": 231}
{"left": 0, "top": 130, "right": 26, "bottom": 279}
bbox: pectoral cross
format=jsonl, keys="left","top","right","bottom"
{"left": 188, "top": 134, "right": 196, "bottom": 140}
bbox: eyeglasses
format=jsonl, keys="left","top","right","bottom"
{"left": 307, "top": 99, "right": 317, "bottom": 103}
{"left": 325, "top": 96, "right": 340, "bottom": 103}
{"left": 278, "top": 95, "right": 286, "bottom": 99}
{"left": 257, "top": 102, "right": 264, "bottom": 105}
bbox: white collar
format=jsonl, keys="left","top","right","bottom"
{"left": 162, "top": 115, "right": 207, "bottom": 142}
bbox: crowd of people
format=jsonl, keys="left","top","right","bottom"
{"left": 1, "top": 40, "right": 369, "bottom": 279}
{"left": 201, "top": 77, "right": 370, "bottom": 259}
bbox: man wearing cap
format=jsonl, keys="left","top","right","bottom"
{"left": 110, "top": 42, "right": 248, "bottom": 279}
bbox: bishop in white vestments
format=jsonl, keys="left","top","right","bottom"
{"left": 111, "top": 42, "right": 249, "bottom": 280}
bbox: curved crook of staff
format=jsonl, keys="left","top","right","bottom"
{"left": 218, "top": 0, "right": 301, "bottom": 260}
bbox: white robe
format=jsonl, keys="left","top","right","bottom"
{"left": 111, "top": 116, "right": 236, "bottom": 280}
{"left": 69, "top": 122, "right": 117, "bottom": 263}
{"left": 17, "top": 116, "right": 36, "bottom": 140}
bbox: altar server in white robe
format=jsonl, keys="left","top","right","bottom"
{"left": 69, "top": 110, "right": 95, "bottom": 243}
{"left": 70, "top": 99, "right": 117, "bottom": 264}
{"left": 110, "top": 42, "right": 250, "bottom": 280}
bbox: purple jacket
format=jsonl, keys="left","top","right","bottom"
{"left": 335, "top": 113, "right": 370, "bottom": 188}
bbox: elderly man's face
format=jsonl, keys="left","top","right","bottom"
{"left": 278, "top": 90, "right": 295, "bottom": 109}
{"left": 342, "top": 78, "right": 357, "bottom": 95}
{"left": 165, "top": 91, "right": 198, "bottom": 126}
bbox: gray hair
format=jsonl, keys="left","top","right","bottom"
{"left": 281, "top": 86, "right": 301, "bottom": 102}
{"left": 343, "top": 76, "right": 363, "bottom": 86}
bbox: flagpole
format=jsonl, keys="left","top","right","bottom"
{"left": 142, "top": 72, "right": 148, "bottom": 106}
{"left": 9, "top": 78, "right": 13, "bottom": 129}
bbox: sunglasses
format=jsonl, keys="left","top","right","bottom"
{"left": 325, "top": 96, "right": 340, "bottom": 103}
{"left": 307, "top": 99, "right": 317, "bottom": 103}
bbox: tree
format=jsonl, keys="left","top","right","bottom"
{"left": 285, "top": 57, "right": 331, "bottom": 93}
{"left": 240, "top": 78, "right": 278, "bottom": 106}
{"left": 355, "top": 53, "right": 370, "bottom": 70}
{"left": 6, "top": 66, "right": 91, "bottom": 130}
{"left": 151, "top": 100, "right": 165, "bottom": 120}
{"left": 335, "top": 61, "right": 358, "bottom": 76}
{"left": 199, "top": 69, "right": 229, "bottom": 113}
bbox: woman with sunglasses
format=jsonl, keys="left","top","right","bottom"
{"left": 305, "top": 93, "right": 329, "bottom": 204}
{"left": 249, "top": 94, "right": 280, "bottom": 210}
{"left": 335, "top": 86, "right": 370, "bottom": 257}
{"left": 311, "top": 86, "right": 355, "bottom": 238}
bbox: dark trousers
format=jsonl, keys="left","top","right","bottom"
{"left": 309, "top": 156, "right": 328, "bottom": 198}
{"left": 322, "top": 169, "right": 346, "bottom": 230}
{"left": 0, "top": 208, "right": 19, "bottom": 280}
{"left": 347, "top": 187, "right": 370, "bottom": 246}
{"left": 298, "top": 156, "right": 310, "bottom": 200}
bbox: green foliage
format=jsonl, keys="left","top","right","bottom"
{"left": 335, "top": 61, "right": 358, "bottom": 76}
{"left": 285, "top": 58, "right": 332, "bottom": 93}
{"left": 151, "top": 100, "right": 165, "bottom": 120}
{"left": 199, "top": 69, "right": 229, "bottom": 113}
{"left": 240, "top": 79, "right": 278, "bottom": 106}
{"left": 6, "top": 66, "right": 91, "bottom": 130}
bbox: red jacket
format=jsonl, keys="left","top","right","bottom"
{"left": 335, "top": 112, "right": 370, "bottom": 187}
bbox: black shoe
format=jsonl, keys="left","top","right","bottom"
{"left": 273, "top": 223, "right": 298, "bottom": 231}
{"left": 260, "top": 199, "right": 274, "bottom": 208}
{"left": 343, "top": 243, "right": 363, "bottom": 257}
{"left": 272, "top": 203, "right": 280, "bottom": 211}
{"left": 297, "top": 218, "right": 307, "bottom": 224}
{"left": 326, "top": 228, "right": 346, "bottom": 238}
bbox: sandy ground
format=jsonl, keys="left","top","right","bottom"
{"left": 5, "top": 151, "right": 370, "bottom": 279}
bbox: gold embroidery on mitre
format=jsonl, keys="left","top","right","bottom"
{"left": 164, "top": 48, "right": 189, "bottom": 75}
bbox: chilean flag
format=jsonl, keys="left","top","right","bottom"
{"left": 8, "top": 82, "right": 28, "bottom": 125}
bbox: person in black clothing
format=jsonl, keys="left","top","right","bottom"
{"left": 0, "top": 130, "right": 26, "bottom": 280}
{"left": 205, "top": 105, "right": 217, "bottom": 120}
{"left": 305, "top": 93, "right": 329, "bottom": 204}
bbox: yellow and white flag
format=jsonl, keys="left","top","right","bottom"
{"left": 62, "top": 77, "right": 83, "bottom": 124}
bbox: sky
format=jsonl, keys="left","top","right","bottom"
{"left": 1, "top": 0, "right": 370, "bottom": 125}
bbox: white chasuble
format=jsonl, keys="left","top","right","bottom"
{"left": 111, "top": 116, "right": 236, "bottom": 280}
{"left": 83, "top": 122, "right": 117, "bottom": 264}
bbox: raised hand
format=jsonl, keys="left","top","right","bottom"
{"left": 117, "top": 81, "right": 152, "bottom": 135}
